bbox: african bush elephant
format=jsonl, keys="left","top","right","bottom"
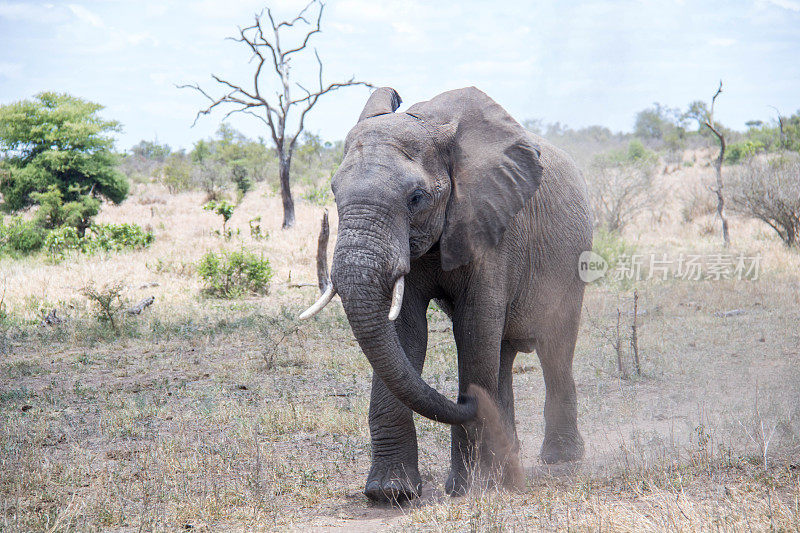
{"left": 301, "top": 87, "right": 593, "bottom": 502}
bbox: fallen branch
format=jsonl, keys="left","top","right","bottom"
{"left": 715, "top": 309, "right": 746, "bottom": 318}
{"left": 40, "top": 309, "right": 65, "bottom": 327}
{"left": 127, "top": 296, "right": 155, "bottom": 315}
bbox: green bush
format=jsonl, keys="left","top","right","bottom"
{"left": 43, "top": 225, "right": 82, "bottom": 256}
{"left": 89, "top": 223, "right": 154, "bottom": 252}
{"left": 232, "top": 164, "right": 253, "bottom": 200}
{"left": 162, "top": 153, "right": 192, "bottom": 193}
{"left": 31, "top": 185, "right": 100, "bottom": 234}
{"left": 43, "top": 223, "right": 153, "bottom": 257}
{"left": 4, "top": 217, "right": 46, "bottom": 253}
{"left": 204, "top": 200, "right": 235, "bottom": 239}
{"left": 302, "top": 182, "right": 332, "bottom": 206}
{"left": 197, "top": 249, "right": 272, "bottom": 298}
{"left": 725, "top": 140, "right": 765, "bottom": 165}
{"left": 592, "top": 227, "right": 636, "bottom": 272}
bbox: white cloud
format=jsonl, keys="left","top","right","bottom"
{"left": 0, "top": 1, "right": 62, "bottom": 23}
{"left": 329, "top": 22, "right": 357, "bottom": 34}
{"left": 67, "top": 4, "right": 104, "bottom": 28}
{"left": 0, "top": 61, "right": 22, "bottom": 79}
{"left": 764, "top": 0, "right": 800, "bottom": 10}
{"left": 0, "top": 1, "right": 37, "bottom": 19}
{"left": 456, "top": 58, "right": 536, "bottom": 76}
{"left": 125, "top": 32, "right": 159, "bottom": 46}
{"left": 144, "top": 3, "right": 168, "bottom": 17}
{"left": 336, "top": 0, "right": 395, "bottom": 21}
{"left": 709, "top": 37, "right": 737, "bottom": 47}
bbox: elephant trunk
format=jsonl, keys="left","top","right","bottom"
{"left": 331, "top": 208, "right": 477, "bottom": 425}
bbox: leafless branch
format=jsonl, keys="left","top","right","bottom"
{"left": 768, "top": 105, "right": 787, "bottom": 147}
{"left": 179, "top": 0, "right": 369, "bottom": 229}
{"left": 276, "top": 0, "right": 315, "bottom": 28}
{"left": 282, "top": 1, "right": 323, "bottom": 58}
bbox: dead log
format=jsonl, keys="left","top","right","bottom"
{"left": 40, "top": 309, "right": 65, "bottom": 326}
{"left": 715, "top": 309, "right": 746, "bottom": 318}
{"left": 127, "top": 296, "right": 155, "bottom": 315}
{"left": 316, "top": 210, "right": 331, "bottom": 294}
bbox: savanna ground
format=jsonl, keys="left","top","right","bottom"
{"left": 1, "top": 149, "right": 799, "bottom": 531}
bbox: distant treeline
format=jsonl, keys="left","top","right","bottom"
{"left": 119, "top": 104, "right": 800, "bottom": 202}
{"left": 120, "top": 124, "right": 342, "bottom": 205}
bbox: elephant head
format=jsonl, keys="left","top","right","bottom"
{"left": 301, "top": 87, "right": 543, "bottom": 425}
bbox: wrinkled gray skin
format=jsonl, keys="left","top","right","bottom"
{"left": 328, "top": 87, "right": 593, "bottom": 502}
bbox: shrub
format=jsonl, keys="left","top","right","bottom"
{"left": 302, "top": 181, "right": 332, "bottom": 206}
{"left": 232, "top": 164, "right": 253, "bottom": 200}
{"left": 249, "top": 217, "right": 267, "bottom": 240}
{"left": 31, "top": 186, "right": 100, "bottom": 234}
{"left": 4, "top": 217, "right": 46, "bottom": 253}
{"left": 44, "top": 223, "right": 153, "bottom": 257}
{"left": 90, "top": 223, "right": 154, "bottom": 252}
{"left": 204, "top": 200, "right": 235, "bottom": 239}
{"left": 680, "top": 179, "right": 717, "bottom": 223}
{"left": 725, "top": 140, "right": 765, "bottom": 165}
{"left": 197, "top": 249, "right": 272, "bottom": 298}
{"left": 729, "top": 153, "right": 800, "bottom": 247}
{"left": 43, "top": 226, "right": 82, "bottom": 256}
{"left": 593, "top": 227, "right": 636, "bottom": 273}
{"left": 81, "top": 282, "right": 126, "bottom": 331}
{"left": 586, "top": 141, "right": 659, "bottom": 231}
{"left": 162, "top": 153, "right": 192, "bottom": 193}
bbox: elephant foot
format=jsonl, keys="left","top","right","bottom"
{"left": 445, "top": 467, "right": 470, "bottom": 497}
{"left": 445, "top": 456, "right": 525, "bottom": 496}
{"left": 364, "top": 462, "right": 422, "bottom": 503}
{"left": 540, "top": 433, "right": 585, "bottom": 464}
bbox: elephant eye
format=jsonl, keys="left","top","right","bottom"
{"left": 407, "top": 189, "right": 428, "bottom": 212}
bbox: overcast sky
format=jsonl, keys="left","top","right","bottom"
{"left": 2, "top": 0, "right": 799, "bottom": 151}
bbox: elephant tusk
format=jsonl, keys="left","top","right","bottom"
{"left": 299, "top": 285, "right": 336, "bottom": 320}
{"left": 388, "top": 277, "right": 404, "bottom": 321}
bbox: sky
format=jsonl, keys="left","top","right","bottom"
{"left": 1, "top": 0, "right": 799, "bottom": 152}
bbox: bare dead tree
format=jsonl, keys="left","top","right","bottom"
{"left": 768, "top": 105, "right": 787, "bottom": 148}
{"left": 688, "top": 81, "right": 730, "bottom": 247}
{"left": 179, "top": 0, "right": 371, "bottom": 229}
{"left": 631, "top": 290, "right": 641, "bottom": 376}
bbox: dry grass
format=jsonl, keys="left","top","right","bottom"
{"left": 1, "top": 154, "right": 799, "bottom": 531}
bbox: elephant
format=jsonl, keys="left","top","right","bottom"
{"left": 300, "top": 86, "right": 593, "bottom": 502}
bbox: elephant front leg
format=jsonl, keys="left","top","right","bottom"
{"left": 447, "top": 307, "right": 520, "bottom": 495}
{"left": 365, "top": 376, "right": 423, "bottom": 501}
{"left": 364, "top": 288, "right": 428, "bottom": 502}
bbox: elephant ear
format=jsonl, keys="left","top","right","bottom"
{"left": 358, "top": 87, "right": 402, "bottom": 122}
{"left": 407, "top": 87, "right": 543, "bottom": 271}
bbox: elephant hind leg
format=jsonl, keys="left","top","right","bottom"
{"left": 498, "top": 341, "right": 520, "bottom": 448}
{"left": 535, "top": 294, "right": 585, "bottom": 464}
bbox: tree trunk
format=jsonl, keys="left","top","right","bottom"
{"left": 279, "top": 153, "right": 295, "bottom": 229}
{"left": 712, "top": 133, "right": 730, "bottom": 247}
